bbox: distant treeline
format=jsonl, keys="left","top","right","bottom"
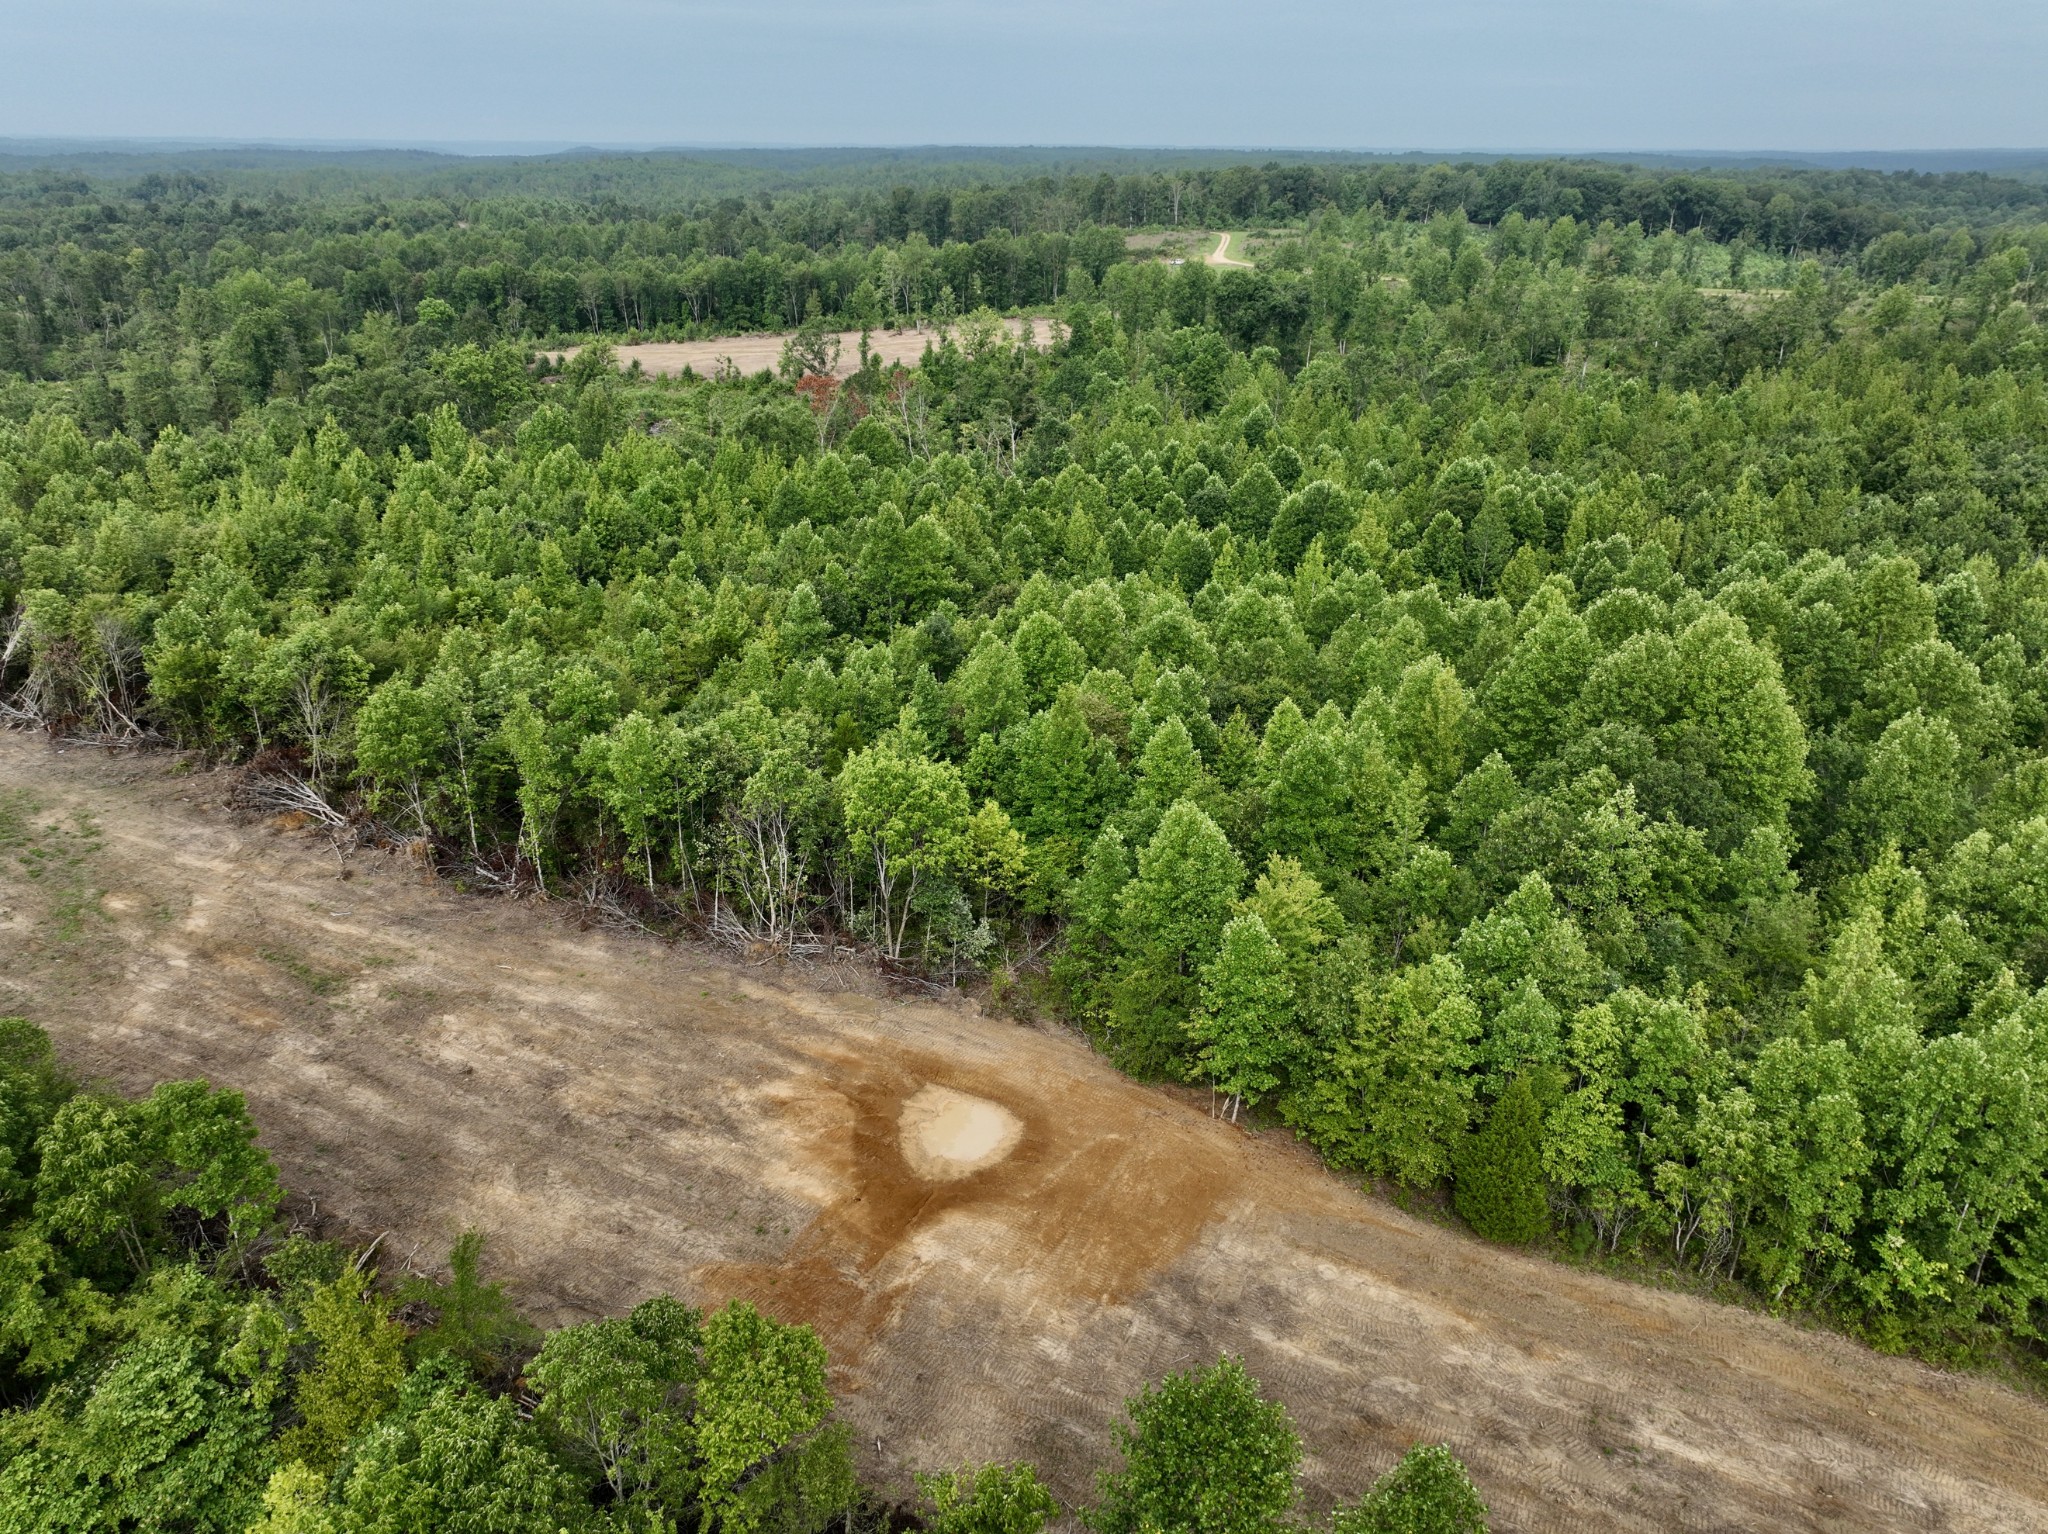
{"left": 5, "top": 151, "right": 2048, "bottom": 408}
{"left": 6, "top": 145, "right": 2048, "bottom": 234}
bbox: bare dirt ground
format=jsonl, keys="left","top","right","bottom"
{"left": 553, "top": 318, "right": 1056, "bottom": 381}
{"left": 2, "top": 733, "right": 2045, "bottom": 1533}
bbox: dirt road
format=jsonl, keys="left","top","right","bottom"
{"left": 1208, "top": 232, "right": 1253, "bottom": 268}
{"left": 2, "top": 734, "right": 2044, "bottom": 1533}
{"left": 554, "top": 317, "right": 1056, "bottom": 381}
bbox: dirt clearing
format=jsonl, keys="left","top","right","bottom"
{"left": 554, "top": 318, "right": 1056, "bottom": 381}
{"left": 2, "top": 733, "right": 2044, "bottom": 1533}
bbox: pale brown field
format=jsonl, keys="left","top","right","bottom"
{"left": 554, "top": 318, "right": 1056, "bottom": 381}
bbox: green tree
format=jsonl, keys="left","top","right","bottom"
{"left": 1576, "top": 612, "right": 1809, "bottom": 842}
{"left": 32, "top": 1095, "right": 155, "bottom": 1271}
{"left": 0, "top": 1328, "right": 274, "bottom": 1534}
{"left": 246, "top": 1463, "right": 338, "bottom": 1534}
{"left": 1740, "top": 1035, "right": 1868, "bottom": 1304}
{"left": 918, "top": 1463, "right": 1058, "bottom": 1534}
{"left": 1055, "top": 826, "right": 1133, "bottom": 1026}
{"left": 500, "top": 696, "right": 572, "bottom": 893}
{"left": 31, "top": 1078, "right": 279, "bottom": 1272}
{"left": 335, "top": 1361, "right": 588, "bottom": 1534}
{"left": 779, "top": 306, "right": 843, "bottom": 381}
{"left": 247, "top": 625, "right": 369, "bottom": 783}
{"left": 695, "top": 1301, "right": 853, "bottom": 1534}
{"left": 958, "top": 798, "right": 1029, "bottom": 921}
{"left": 1236, "top": 854, "right": 1343, "bottom": 975}
{"left": 1190, "top": 913, "right": 1297, "bottom": 1120}
{"left": 952, "top": 635, "right": 1029, "bottom": 742}
{"left": 1389, "top": 657, "right": 1472, "bottom": 796}
{"left": 1298, "top": 957, "right": 1480, "bottom": 1186}
{"left": 1089, "top": 1356, "right": 1299, "bottom": 1534}
{"left": 1269, "top": 481, "right": 1349, "bottom": 572}
{"left": 1481, "top": 607, "right": 1595, "bottom": 770}
{"left": 1007, "top": 692, "right": 1120, "bottom": 855}
{"left": 529, "top": 1295, "right": 700, "bottom": 1512}
{"left": 1111, "top": 801, "right": 1246, "bottom": 1077}
{"left": 397, "top": 1230, "right": 536, "bottom": 1377}
{"left": 353, "top": 677, "right": 455, "bottom": 835}
{"left": 838, "top": 744, "right": 971, "bottom": 959}
{"left": 1123, "top": 714, "right": 1209, "bottom": 851}
{"left": 1848, "top": 710, "right": 1966, "bottom": 859}
{"left": 1454, "top": 1074, "right": 1553, "bottom": 1244}
{"left": 1261, "top": 729, "right": 1349, "bottom": 876}
{"left": 439, "top": 341, "right": 535, "bottom": 430}
{"left": 281, "top": 1271, "right": 408, "bottom": 1471}
{"left": 0, "top": 1233, "right": 113, "bottom": 1376}
{"left": 1228, "top": 462, "right": 1284, "bottom": 541}
{"left": 1333, "top": 1444, "right": 1489, "bottom": 1534}
{"left": 138, "top": 1079, "right": 282, "bottom": 1247}
{"left": 585, "top": 711, "right": 688, "bottom": 889}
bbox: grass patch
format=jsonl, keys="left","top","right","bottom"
{"left": 259, "top": 947, "right": 351, "bottom": 996}
{"left": 0, "top": 790, "right": 31, "bottom": 850}
{"left": 0, "top": 789, "right": 103, "bottom": 940}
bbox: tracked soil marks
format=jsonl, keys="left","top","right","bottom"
{"left": 3, "top": 733, "right": 2046, "bottom": 1533}
{"left": 702, "top": 1041, "right": 1234, "bottom": 1370}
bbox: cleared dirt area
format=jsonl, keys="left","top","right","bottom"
{"left": 3, "top": 733, "right": 2045, "bottom": 1533}
{"left": 553, "top": 318, "right": 1056, "bottom": 381}
{"left": 1120, "top": 231, "right": 1255, "bottom": 268}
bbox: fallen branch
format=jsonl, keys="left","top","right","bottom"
{"left": 231, "top": 767, "right": 350, "bottom": 830}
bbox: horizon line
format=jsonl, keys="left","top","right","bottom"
{"left": 3, "top": 136, "right": 2046, "bottom": 161}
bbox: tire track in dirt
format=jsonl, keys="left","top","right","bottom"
{"left": 3, "top": 734, "right": 2045, "bottom": 1534}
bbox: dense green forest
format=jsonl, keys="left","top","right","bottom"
{"left": 4, "top": 149, "right": 2048, "bottom": 1384}
{"left": 6, "top": 144, "right": 2048, "bottom": 405}
{"left": 0, "top": 1013, "right": 1488, "bottom": 1533}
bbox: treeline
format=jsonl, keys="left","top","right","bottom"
{"left": 7, "top": 149, "right": 2048, "bottom": 402}
{"left": 10, "top": 145, "right": 2048, "bottom": 245}
{"left": 0, "top": 1014, "right": 1490, "bottom": 1533}
{"left": 852, "top": 156, "right": 2048, "bottom": 253}
{"left": 7, "top": 189, "right": 2046, "bottom": 462}
{"left": 3, "top": 178, "right": 2048, "bottom": 1371}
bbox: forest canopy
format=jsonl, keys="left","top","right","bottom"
{"left": 4, "top": 149, "right": 2048, "bottom": 1376}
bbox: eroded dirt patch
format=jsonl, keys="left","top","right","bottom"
{"left": 2, "top": 734, "right": 2045, "bottom": 1534}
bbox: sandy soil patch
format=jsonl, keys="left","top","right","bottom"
{"left": 2, "top": 733, "right": 2045, "bottom": 1534}
{"left": 898, "top": 1085, "right": 1024, "bottom": 1181}
{"left": 554, "top": 318, "right": 1057, "bottom": 381}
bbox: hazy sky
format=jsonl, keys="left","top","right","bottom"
{"left": 6, "top": 0, "right": 2044, "bottom": 150}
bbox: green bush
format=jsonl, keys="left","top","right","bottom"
{"left": 1335, "top": 1443, "right": 1490, "bottom": 1534}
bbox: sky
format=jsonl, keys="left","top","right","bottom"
{"left": 4, "top": 0, "right": 2044, "bottom": 152}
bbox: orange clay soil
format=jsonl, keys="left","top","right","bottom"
{"left": 2, "top": 731, "right": 2044, "bottom": 1534}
